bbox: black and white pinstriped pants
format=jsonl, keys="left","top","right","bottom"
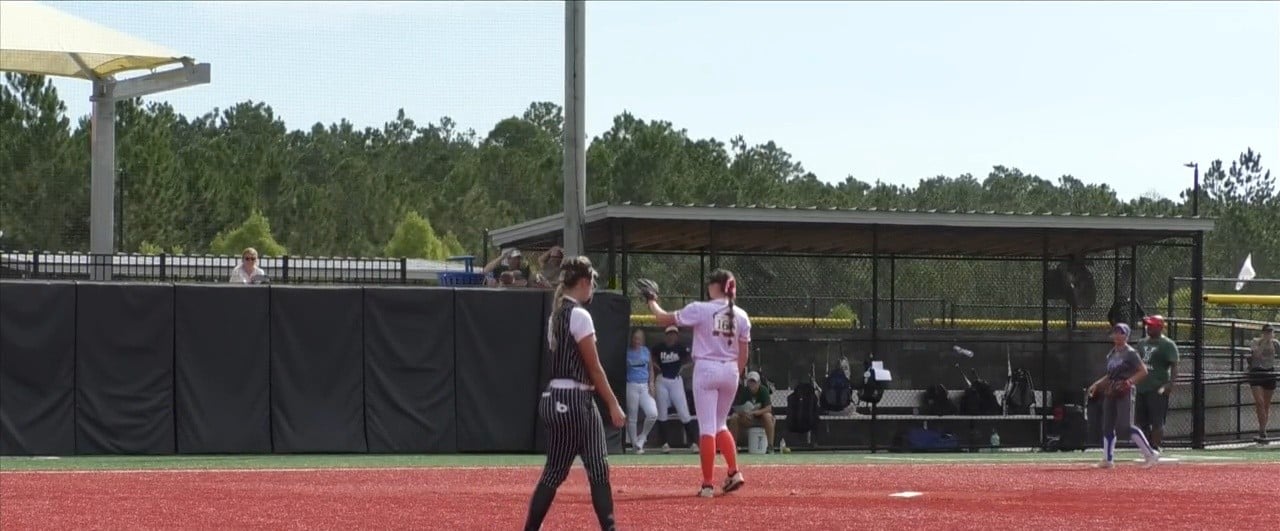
{"left": 537, "top": 388, "right": 611, "bottom": 489}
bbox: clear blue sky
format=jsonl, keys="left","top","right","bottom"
{"left": 43, "top": 1, "right": 1280, "bottom": 201}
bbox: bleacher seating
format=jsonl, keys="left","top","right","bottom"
{"left": 645, "top": 382, "right": 1053, "bottom": 451}
{"left": 767, "top": 388, "right": 1050, "bottom": 421}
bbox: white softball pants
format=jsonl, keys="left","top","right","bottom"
{"left": 655, "top": 375, "right": 693, "bottom": 423}
{"left": 625, "top": 382, "right": 657, "bottom": 447}
{"left": 692, "top": 360, "right": 739, "bottom": 437}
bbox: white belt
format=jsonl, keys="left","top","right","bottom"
{"left": 549, "top": 378, "right": 594, "bottom": 391}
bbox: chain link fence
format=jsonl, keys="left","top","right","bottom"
{"left": 613, "top": 243, "right": 1267, "bottom": 450}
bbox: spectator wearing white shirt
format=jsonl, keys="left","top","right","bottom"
{"left": 230, "top": 247, "right": 265, "bottom": 284}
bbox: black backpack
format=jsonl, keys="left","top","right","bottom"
{"left": 857, "top": 360, "right": 885, "bottom": 405}
{"left": 1005, "top": 369, "right": 1036, "bottom": 414}
{"left": 787, "top": 381, "right": 821, "bottom": 434}
{"left": 961, "top": 379, "right": 1001, "bottom": 415}
{"left": 921, "top": 384, "right": 956, "bottom": 416}
{"left": 821, "top": 368, "right": 854, "bottom": 412}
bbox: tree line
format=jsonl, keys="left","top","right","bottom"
{"left": 0, "top": 72, "right": 1274, "bottom": 318}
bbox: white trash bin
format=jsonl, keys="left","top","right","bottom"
{"left": 747, "top": 427, "right": 767, "bottom": 455}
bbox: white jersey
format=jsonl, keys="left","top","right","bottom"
{"left": 675, "top": 299, "right": 751, "bottom": 363}
{"left": 230, "top": 265, "right": 264, "bottom": 284}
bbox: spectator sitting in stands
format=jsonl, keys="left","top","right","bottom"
{"left": 534, "top": 246, "right": 565, "bottom": 288}
{"left": 483, "top": 248, "right": 531, "bottom": 287}
{"left": 230, "top": 247, "right": 266, "bottom": 284}
{"left": 727, "top": 371, "right": 775, "bottom": 453}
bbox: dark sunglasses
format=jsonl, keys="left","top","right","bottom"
{"left": 243, "top": 256, "right": 257, "bottom": 261}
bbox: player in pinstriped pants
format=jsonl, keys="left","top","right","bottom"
{"left": 523, "top": 257, "right": 626, "bottom": 531}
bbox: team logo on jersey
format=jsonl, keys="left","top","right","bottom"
{"left": 660, "top": 351, "right": 681, "bottom": 364}
{"left": 555, "top": 402, "right": 568, "bottom": 413}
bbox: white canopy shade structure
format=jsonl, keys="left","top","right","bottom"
{"left": 0, "top": 1, "right": 210, "bottom": 279}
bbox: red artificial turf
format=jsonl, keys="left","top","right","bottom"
{"left": 2, "top": 462, "right": 1276, "bottom": 530}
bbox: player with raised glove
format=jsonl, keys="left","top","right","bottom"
{"left": 634, "top": 278, "right": 660, "bottom": 302}
{"left": 1087, "top": 323, "right": 1159, "bottom": 469}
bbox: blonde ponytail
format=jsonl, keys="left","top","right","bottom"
{"left": 549, "top": 283, "right": 566, "bottom": 344}
{"left": 548, "top": 256, "right": 595, "bottom": 346}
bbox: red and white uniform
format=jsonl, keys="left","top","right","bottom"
{"left": 676, "top": 299, "right": 751, "bottom": 436}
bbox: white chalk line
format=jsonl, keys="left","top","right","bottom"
{"left": 0, "top": 454, "right": 1258, "bottom": 475}
{"left": 0, "top": 462, "right": 928, "bottom": 475}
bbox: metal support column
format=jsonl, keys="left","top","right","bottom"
{"left": 1191, "top": 232, "right": 1206, "bottom": 448}
{"left": 89, "top": 81, "right": 116, "bottom": 280}
{"left": 869, "top": 226, "right": 880, "bottom": 453}
{"left": 1041, "top": 232, "right": 1050, "bottom": 447}
{"left": 1129, "top": 246, "right": 1139, "bottom": 320}
{"left": 700, "top": 252, "right": 707, "bottom": 300}
{"left": 562, "top": 0, "right": 587, "bottom": 257}
{"left": 708, "top": 222, "right": 719, "bottom": 270}
{"left": 871, "top": 227, "right": 880, "bottom": 356}
{"left": 888, "top": 256, "right": 897, "bottom": 329}
{"left": 85, "top": 62, "right": 210, "bottom": 281}
{"left": 606, "top": 220, "right": 617, "bottom": 290}
{"left": 620, "top": 223, "right": 629, "bottom": 296}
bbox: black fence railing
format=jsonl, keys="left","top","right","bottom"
{"left": 0, "top": 251, "right": 479, "bottom": 285}
{"left": 1164, "top": 316, "right": 1278, "bottom": 445}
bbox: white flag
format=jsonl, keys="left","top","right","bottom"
{"left": 1235, "top": 254, "right": 1256, "bottom": 291}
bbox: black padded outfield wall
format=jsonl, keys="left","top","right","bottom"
{"left": 271, "top": 287, "right": 367, "bottom": 453}
{"left": 363, "top": 287, "right": 457, "bottom": 453}
{"left": 0, "top": 282, "right": 636, "bottom": 456}
{"left": 174, "top": 285, "right": 271, "bottom": 454}
{"left": 588, "top": 293, "right": 630, "bottom": 454}
{"left": 0, "top": 282, "right": 77, "bottom": 456}
{"left": 454, "top": 289, "right": 547, "bottom": 452}
{"left": 533, "top": 292, "right": 629, "bottom": 454}
{"left": 74, "top": 283, "right": 175, "bottom": 455}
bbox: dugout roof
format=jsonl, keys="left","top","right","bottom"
{"left": 489, "top": 202, "right": 1214, "bottom": 259}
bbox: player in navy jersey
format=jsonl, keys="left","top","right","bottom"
{"left": 651, "top": 325, "right": 698, "bottom": 453}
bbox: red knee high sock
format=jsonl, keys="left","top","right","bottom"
{"left": 716, "top": 430, "right": 738, "bottom": 474}
{"left": 698, "top": 435, "right": 716, "bottom": 485}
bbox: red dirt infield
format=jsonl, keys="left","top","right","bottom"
{"left": 2, "top": 462, "right": 1276, "bottom": 530}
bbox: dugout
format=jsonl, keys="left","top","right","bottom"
{"left": 490, "top": 202, "right": 1216, "bottom": 449}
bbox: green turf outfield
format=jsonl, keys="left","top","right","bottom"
{"left": 3, "top": 447, "right": 1278, "bottom": 471}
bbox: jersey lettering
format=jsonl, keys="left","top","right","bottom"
{"left": 712, "top": 313, "right": 734, "bottom": 346}
{"left": 713, "top": 313, "right": 732, "bottom": 332}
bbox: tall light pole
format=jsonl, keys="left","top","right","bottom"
{"left": 1184, "top": 162, "right": 1200, "bottom": 216}
{"left": 562, "top": 0, "right": 586, "bottom": 258}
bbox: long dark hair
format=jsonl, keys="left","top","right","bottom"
{"left": 550, "top": 256, "right": 596, "bottom": 344}
{"left": 708, "top": 269, "right": 738, "bottom": 334}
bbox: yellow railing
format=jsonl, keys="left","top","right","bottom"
{"left": 1203, "top": 294, "right": 1280, "bottom": 306}
{"left": 629, "top": 314, "right": 856, "bottom": 329}
{"left": 912, "top": 318, "right": 1112, "bottom": 330}
{"left": 629, "top": 315, "right": 1118, "bottom": 330}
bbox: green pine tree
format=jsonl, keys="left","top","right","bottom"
{"left": 210, "top": 210, "right": 287, "bottom": 256}
{"left": 385, "top": 211, "right": 454, "bottom": 260}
